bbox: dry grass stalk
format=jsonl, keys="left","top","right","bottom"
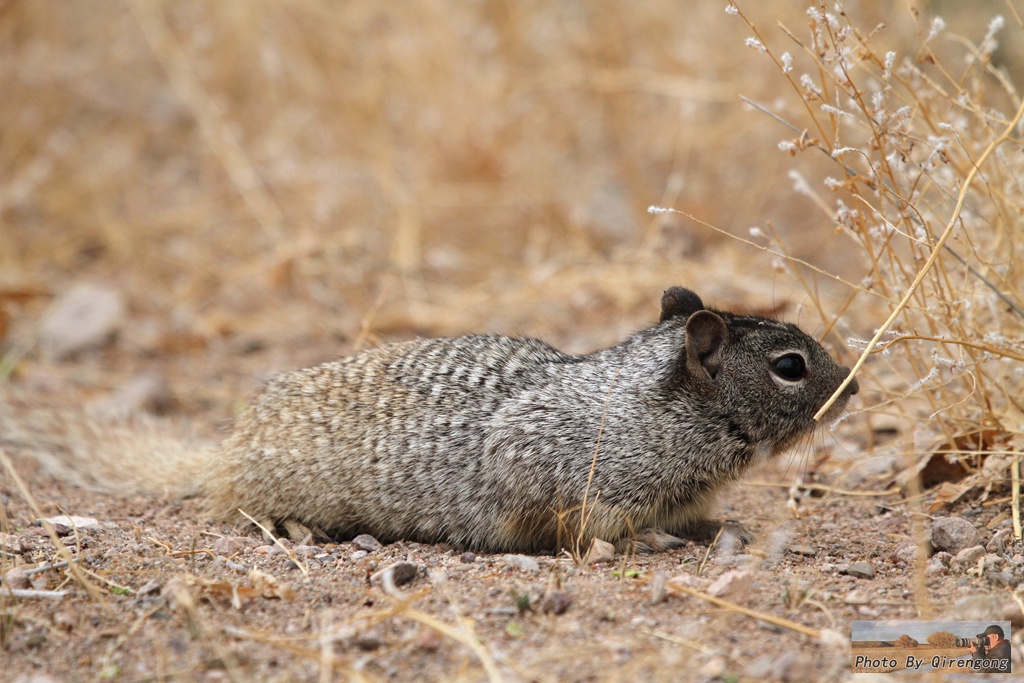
{"left": 726, "top": 1, "right": 1023, "bottom": 499}
{"left": 813, "top": 94, "right": 1024, "bottom": 419}
{"left": 237, "top": 508, "right": 310, "bottom": 577}
{"left": 666, "top": 578, "right": 820, "bottom": 639}
{"left": 0, "top": 449, "right": 108, "bottom": 605}
{"left": 574, "top": 367, "right": 623, "bottom": 561}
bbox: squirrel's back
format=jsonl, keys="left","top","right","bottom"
{"left": 204, "top": 335, "right": 576, "bottom": 547}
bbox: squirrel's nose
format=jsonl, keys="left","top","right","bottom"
{"left": 844, "top": 370, "right": 859, "bottom": 396}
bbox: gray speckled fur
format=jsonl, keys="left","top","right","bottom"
{"left": 2, "top": 287, "right": 857, "bottom": 552}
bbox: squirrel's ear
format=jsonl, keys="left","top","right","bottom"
{"left": 683, "top": 310, "right": 729, "bottom": 382}
{"left": 660, "top": 287, "right": 704, "bottom": 323}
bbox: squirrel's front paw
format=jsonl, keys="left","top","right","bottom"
{"left": 618, "top": 520, "right": 754, "bottom": 554}
{"left": 676, "top": 518, "right": 753, "bottom": 548}
{"left": 615, "top": 528, "right": 687, "bottom": 554}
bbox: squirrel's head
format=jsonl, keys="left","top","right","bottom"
{"left": 660, "top": 286, "right": 858, "bottom": 455}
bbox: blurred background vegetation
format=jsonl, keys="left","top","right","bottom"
{"left": 0, "top": 1, "right": 1019, "bottom": 381}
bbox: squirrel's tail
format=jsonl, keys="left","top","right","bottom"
{"left": 0, "top": 393, "right": 212, "bottom": 499}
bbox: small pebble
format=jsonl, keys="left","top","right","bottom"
{"left": 540, "top": 590, "right": 572, "bottom": 615}
{"left": 213, "top": 537, "right": 247, "bottom": 558}
{"left": 742, "top": 656, "right": 773, "bottom": 681}
{"left": 700, "top": 656, "right": 727, "bottom": 678}
{"left": 38, "top": 282, "right": 126, "bottom": 358}
{"left": 819, "top": 629, "right": 848, "bottom": 648}
{"left": 986, "top": 571, "right": 1015, "bottom": 587}
{"left": 352, "top": 534, "right": 382, "bottom": 552}
{"left": 707, "top": 570, "right": 754, "bottom": 600}
{"left": 352, "top": 632, "right": 383, "bottom": 651}
{"left": 41, "top": 515, "right": 101, "bottom": 531}
{"left": 788, "top": 544, "right": 817, "bottom": 557}
{"left": 894, "top": 540, "right": 922, "bottom": 564}
{"left": 254, "top": 545, "right": 283, "bottom": 556}
{"left": 925, "top": 558, "right": 947, "bottom": 577}
{"left": 52, "top": 611, "right": 75, "bottom": 632}
{"left": 951, "top": 545, "right": 985, "bottom": 569}
{"left": 584, "top": 538, "right": 615, "bottom": 565}
{"left": 413, "top": 628, "right": 443, "bottom": 652}
{"left": 500, "top": 554, "right": 540, "bottom": 572}
{"left": 370, "top": 561, "right": 420, "bottom": 588}
{"left": 667, "top": 573, "right": 698, "bottom": 591}
{"left": 649, "top": 572, "right": 667, "bottom": 605}
{"left": 3, "top": 566, "right": 31, "bottom": 589}
{"left": 459, "top": 552, "right": 476, "bottom": 564}
{"left": 0, "top": 533, "right": 24, "bottom": 555}
{"left": 988, "top": 528, "right": 1012, "bottom": 553}
{"left": 841, "top": 562, "right": 875, "bottom": 579}
{"left": 930, "top": 516, "right": 979, "bottom": 555}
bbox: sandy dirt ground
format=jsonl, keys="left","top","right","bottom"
{"left": 2, "top": 331, "right": 1021, "bottom": 682}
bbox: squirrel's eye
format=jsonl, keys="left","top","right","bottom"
{"left": 772, "top": 353, "right": 807, "bottom": 381}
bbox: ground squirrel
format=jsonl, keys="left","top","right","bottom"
{"left": 1, "top": 287, "right": 858, "bottom": 552}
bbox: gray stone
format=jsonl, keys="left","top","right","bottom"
{"left": 894, "top": 540, "right": 918, "bottom": 563}
{"left": 584, "top": 538, "right": 615, "bottom": 565}
{"left": 925, "top": 557, "right": 947, "bottom": 577}
{"left": 213, "top": 536, "right": 248, "bottom": 558}
{"left": 370, "top": 561, "right": 419, "bottom": 588}
{"left": 500, "top": 554, "right": 540, "bottom": 572}
{"left": 41, "top": 515, "right": 101, "bottom": 531}
{"left": 951, "top": 545, "right": 985, "bottom": 569}
{"left": 708, "top": 570, "right": 754, "bottom": 599}
{"left": 39, "top": 282, "right": 126, "bottom": 358}
{"left": 988, "top": 528, "right": 1013, "bottom": 553}
{"left": 788, "top": 544, "right": 817, "bottom": 557}
{"left": 930, "top": 517, "right": 979, "bottom": 555}
{"left": 986, "top": 571, "right": 1016, "bottom": 587}
{"left": 842, "top": 561, "right": 875, "bottom": 579}
{"left": 0, "top": 532, "right": 23, "bottom": 555}
{"left": 540, "top": 589, "right": 572, "bottom": 615}
{"left": 351, "top": 534, "right": 382, "bottom": 552}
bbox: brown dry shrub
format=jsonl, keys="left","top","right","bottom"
{"left": 895, "top": 634, "right": 919, "bottom": 648}
{"left": 728, "top": 1, "right": 1024, "bottom": 491}
{"left": 927, "top": 631, "right": 959, "bottom": 648}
